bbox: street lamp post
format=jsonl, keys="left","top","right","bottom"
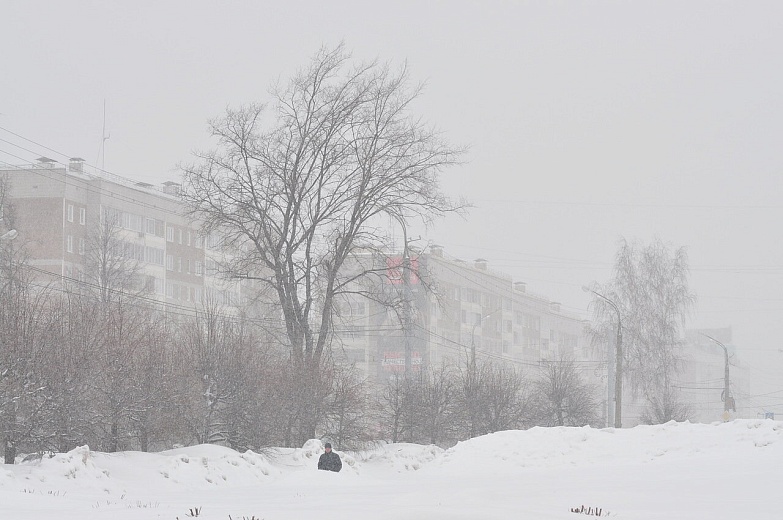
{"left": 584, "top": 287, "right": 623, "bottom": 428}
{"left": 391, "top": 215, "right": 415, "bottom": 379}
{"left": 470, "top": 308, "right": 501, "bottom": 371}
{"left": 701, "top": 334, "right": 733, "bottom": 416}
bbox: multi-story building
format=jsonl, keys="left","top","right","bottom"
{"left": 1, "top": 157, "right": 245, "bottom": 311}
{"left": 332, "top": 245, "right": 597, "bottom": 392}
{"left": 422, "top": 247, "right": 589, "bottom": 369}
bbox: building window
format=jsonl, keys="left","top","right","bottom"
{"left": 67, "top": 204, "right": 74, "bottom": 222}
{"left": 177, "top": 257, "right": 182, "bottom": 272}
{"left": 187, "top": 231, "right": 192, "bottom": 246}
{"left": 78, "top": 238, "right": 85, "bottom": 255}
{"left": 206, "top": 258, "right": 217, "bottom": 275}
{"left": 195, "top": 260, "right": 203, "bottom": 276}
{"left": 66, "top": 235, "right": 73, "bottom": 253}
{"left": 145, "top": 246, "right": 164, "bottom": 266}
{"left": 79, "top": 208, "right": 86, "bottom": 225}
{"left": 166, "top": 254, "right": 174, "bottom": 271}
{"left": 147, "top": 219, "right": 165, "bottom": 237}
{"left": 118, "top": 211, "right": 144, "bottom": 232}
{"left": 207, "top": 233, "right": 221, "bottom": 249}
{"left": 195, "top": 236, "right": 203, "bottom": 249}
{"left": 178, "top": 229, "right": 183, "bottom": 244}
{"left": 166, "top": 226, "right": 174, "bottom": 242}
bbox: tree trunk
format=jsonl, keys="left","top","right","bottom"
{"left": 4, "top": 437, "right": 16, "bottom": 464}
{"left": 110, "top": 420, "right": 119, "bottom": 452}
{"left": 139, "top": 425, "right": 149, "bottom": 452}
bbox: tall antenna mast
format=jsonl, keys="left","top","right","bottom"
{"left": 98, "top": 99, "right": 110, "bottom": 172}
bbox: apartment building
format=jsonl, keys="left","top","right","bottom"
{"left": 1, "top": 157, "right": 244, "bottom": 310}
{"left": 333, "top": 246, "right": 594, "bottom": 386}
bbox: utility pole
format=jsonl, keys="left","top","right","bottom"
{"left": 470, "top": 309, "right": 501, "bottom": 372}
{"left": 702, "top": 334, "right": 733, "bottom": 417}
{"left": 606, "top": 332, "right": 616, "bottom": 427}
{"left": 584, "top": 287, "right": 623, "bottom": 428}
{"left": 400, "top": 224, "right": 412, "bottom": 378}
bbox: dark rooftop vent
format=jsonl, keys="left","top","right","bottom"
{"left": 69, "top": 157, "right": 85, "bottom": 173}
{"left": 35, "top": 157, "right": 56, "bottom": 168}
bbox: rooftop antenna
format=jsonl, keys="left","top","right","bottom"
{"left": 97, "top": 99, "right": 110, "bottom": 172}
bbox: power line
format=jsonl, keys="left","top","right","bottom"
{"left": 413, "top": 322, "right": 603, "bottom": 370}
{"left": 0, "top": 153, "right": 183, "bottom": 216}
{"left": 0, "top": 124, "right": 172, "bottom": 186}
{"left": 469, "top": 197, "right": 783, "bottom": 211}
{"left": 15, "top": 261, "right": 410, "bottom": 336}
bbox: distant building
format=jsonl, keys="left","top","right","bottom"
{"left": 1, "top": 157, "right": 251, "bottom": 312}
{"left": 331, "top": 246, "right": 600, "bottom": 401}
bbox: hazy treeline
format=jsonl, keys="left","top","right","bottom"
{"left": 0, "top": 252, "right": 602, "bottom": 463}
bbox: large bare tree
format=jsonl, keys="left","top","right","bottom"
{"left": 181, "top": 45, "right": 462, "bottom": 442}
{"left": 587, "top": 237, "right": 695, "bottom": 422}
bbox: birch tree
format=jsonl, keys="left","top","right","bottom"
{"left": 587, "top": 237, "right": 695, "bottom": 422}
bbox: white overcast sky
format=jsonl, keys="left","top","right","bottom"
{"left": 3, "top": 1, "right": 782, "bottom": 391}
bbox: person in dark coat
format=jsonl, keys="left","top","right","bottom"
{"left": 317, "top": 442, "right": 342, "bottom": 472}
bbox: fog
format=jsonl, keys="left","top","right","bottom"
{"left": 2, "top": 2, "right": 782, "bottom": 407}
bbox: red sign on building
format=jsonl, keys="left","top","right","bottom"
{"left": 386, "top": 256, "right": 420, "bottom": 285}
{"left": 381, "top": 351, "right": 422, "bottom": 372}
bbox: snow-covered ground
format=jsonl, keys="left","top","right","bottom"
{"left": 1, "top": 420, "right": 780, "bottom": 519}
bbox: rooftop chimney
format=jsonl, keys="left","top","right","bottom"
{"left": 35, "top": 157, "right": 56, "bottom": 168}
{"left": 549, "top": 301, "right": 561, "bottom": 312}
{"left": 161, "top": 181, "right": 181, "bottom": 196}
{"left": 474, "top": 258, "right": 487, "bottom": 270}
{"left": 514, "top": 281, "right": 527, "bottom": 293}
{"left": 69, "top": 157, "right": 85, "bottom": 173}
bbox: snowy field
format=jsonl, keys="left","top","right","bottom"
{"left": 1, "top": 420, "right": 780, "bottom": 520}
